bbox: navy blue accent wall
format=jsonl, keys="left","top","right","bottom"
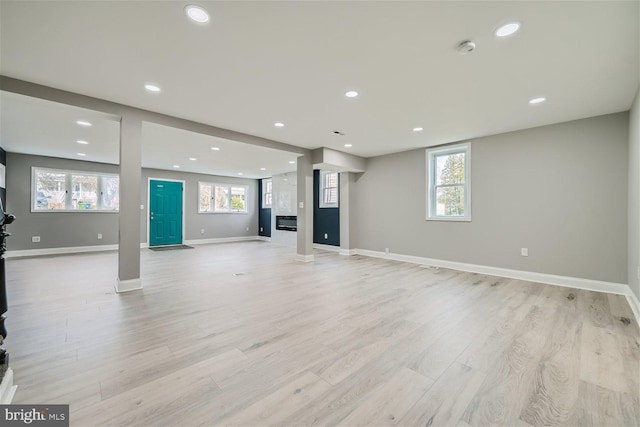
{"left": 313, "top": 170, "right": 340, "bottom": 246}
{"left": 0, "top": 147, "right": 6, "bottom": 211}
{"left": 258, "top": 179, "right": 271, "bottom": 237}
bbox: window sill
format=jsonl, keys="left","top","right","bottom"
{"left": 426, "top": 216, "right": 471, "bottom": 222}
{"left": 31, "top": 209, "right": 119, "bottom": 213}
{"left": 198, "top": 211, "right": 249, "bottom": 215}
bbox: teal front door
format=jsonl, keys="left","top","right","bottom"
{"left": 149, "top": 180, "right": 183, "bottom": 247}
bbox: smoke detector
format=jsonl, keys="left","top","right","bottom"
{"left": 457, "top": 40, "right": 476, "bottom": 54}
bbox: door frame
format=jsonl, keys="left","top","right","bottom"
{"left": 147, "top": 177, "right": 186, "bottom": 247}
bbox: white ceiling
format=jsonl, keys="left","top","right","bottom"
{"left": 0, "top": 92, "right": 300, "bottom": 178}
{"left": 0, "top": 1, "right": 638, "bottom": 164}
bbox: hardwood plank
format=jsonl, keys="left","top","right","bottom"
{"left": 579, "top": 324, "right": 631, "bottom": 394}
{"left": 569, "top": 381, "right": 640, "bottom": 426}
{"left": 398, "top": 362, "right": 486, "bottom": 427}
{"left": 336, "top": 367, "right": 433, "bottom": 426}
{"left": 220, "top": 371, "right": 332, "bottom": 426}
{"left": 3, "top": 242, "right": 638, "bottom": 427}
{"left": 462, "top": 304, "right": 558, "bottom": 426}
{"left": 519, "top": 306, "right": 582, "bottom": 426}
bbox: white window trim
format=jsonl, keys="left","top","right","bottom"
{"left": 261, "top": 178, "right": 273, "bottom": 209}
{"left": 31, "top": 167, "right": 119, "bottom": 213}
{"left": 426, "top": 142, "right": 471, "bottom": 222}
{"left": 198, "top": 181, "right": 249, "bottom": 214}
{"left": 319, "top": 170, "right": 339, "bottom": 208}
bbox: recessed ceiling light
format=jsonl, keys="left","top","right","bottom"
{"left": 529, "top": 97, "right": 546, "bottom": 104}
{"left": 211, "top": 147, "right": 220, "bottom": 151}
{"left": 76, "top": 120, "right": 92, "bottom": 127}
{"left": 345, "top": 90, "right": 359, "bottom": 98}
{"left": 189, "top": 157, "right": 197, "bottom": 161}
{"left": 144, "top": 83, "right": 161, "bottom": 93}
{"left": 260, "top": 167, "right": 266, "bottom": 171}
{"left": 274, "top": 122, "right": 285, "bottom": 127}
{"left": 344, "top": 143, "right": 353, "bottom": 148}
{"left": 77, "top": 153, "right": 86, "bottom": 156}
{"left": 495, "top": 22, "right": 521, "bottom": 37}
{"left": 413, "top": 127, "right": 423, "bottom": 132}
{"left": 289, "top": 160, "right": 296, "bottom": 164}
{"left": 173, "top": 165, "right": 180, "bottom": 168}
{"left": 238, "top": 172, "right": 244, "bottom": 176}
{"left": 185, "top": 4, "right": 210, "bottom": 23}
{"left": 76, "top": 140, "right": 89, "bottom": 145}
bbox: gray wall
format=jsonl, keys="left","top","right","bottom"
{"left": 6, "top": 153, "right": 120, "bottom": 250}
{"left": 629, "top": 89, "right": 640, "bottom": 299}
{"left": 352, "top": 113, "right": 629, "bottom": 284}
{"left": 140, "top": 168, "right": 258, "bottom": 244}
{"left": 6, "top": 153, "right": 258, "bottom": 251}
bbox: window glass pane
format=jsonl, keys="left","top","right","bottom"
{"left": 71, "top": 175, "right": 98, "bottom": 210}
{"left": 231, "top": 187, "right": 246, "bottom": 212}
{"left": 324, "top": 172, "right": 338, "bottom": 188}
{"left": 321, "top": 172, "right": 338, "bottom": 206}
{"left": 100, "top": 176, "right": 119, "bottom": 210}
{"left": 199, "top": 183, "right": 212, "bottom": 212}
{"left": 435, "top": 152, "right": 465, "bottom": 185}
{"left": 262, "top": 179, "right": 272, "bottom": 208}
{"left": 323, "top": 187, "right": 338, "bottom": 204}
{"left": 214, "top": 185, "right": 229, "bottom": 211}
{"left": 435, "top": 186, "right": 465, "bottom": 216}
{"left": 35, "top": 170, "right": 66, "bottom": 210}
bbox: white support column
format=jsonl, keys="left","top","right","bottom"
{"left": 116, "top": 113, "right": 143, "bottom": 292}
{"left": 339, "top": 172, "right": 356, "bottom": 256}
{"left": 296, "top": 155, "right": 314, "bottom": 262}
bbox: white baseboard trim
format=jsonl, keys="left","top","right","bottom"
{"left": 6, "top": 244, "right": 119, "bottom": 258}
{"left": 0, "top": 368, "right": 17, "bottom": 404}
{"left": 355, "top": 249, "right": 635, "bottom": 321}
{"left": 256, "top": 236, "right": 271, "bottom": 242}
{"left": 116, "top": 277, "right": 142, "bottom": 293}
{"left": 313, "top": 244, "right": 341, "bottom": 253}
{"left": 184, "top": 236, "right": 260, "bottom": 246}
{"left": 295, "top": 253, "right": 315, "bottom": 263}
{"left": 626, "top": 290, "right": 640, "bottom": 325}
{"left": 339, "top": 248, "right": 356, "bottom": 256}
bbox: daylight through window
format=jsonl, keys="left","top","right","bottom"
{"left": 426, "top": 143, "right": 471, "bottom": 221}
{"left": 199, "top": 182, "right": 248, "bottom": 213}
{"left": 262, "top": 179, "right": 273, "bottom": 208}
{"left": 32, "top": 168, "right": 119, "bottom": 211}
{"left": 320, "top": 171, "right": 339, "bottom": 208}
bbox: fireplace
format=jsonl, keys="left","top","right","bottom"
{"left": 275, "top": 215, "right": 297, "bottom": 231}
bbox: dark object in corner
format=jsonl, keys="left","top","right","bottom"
{"left": 0, "top": 198, "right": 16, "bottom": 383}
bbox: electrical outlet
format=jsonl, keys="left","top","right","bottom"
{"left": 260, "top": 227, "right": 263, "bottom": 232}
{"left": 200, "top": 229, "right": 204, "bottom": 234}
{"left": 140, "top": 204, "right": 144, "bottom": 210}
{"left": 97, "top": 233, "right": 103, "bottom": 240}
{"left": 384, "top": 247, "right": 390, "bottom": 254}
{"left": 32, "top": 236, "right": 40, "bottom": 243}
{"left": 521, "top": 248, "right": 528, "bottom": 257}
{"left": 246, "top": 227, "right": 249, "bottom": 231}
{"left": 324, "top": 233, "right": 328, "bottom": 239}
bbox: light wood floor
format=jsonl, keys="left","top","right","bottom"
{"left": 5, "top": 241, "right": 640, "bottom": 426}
